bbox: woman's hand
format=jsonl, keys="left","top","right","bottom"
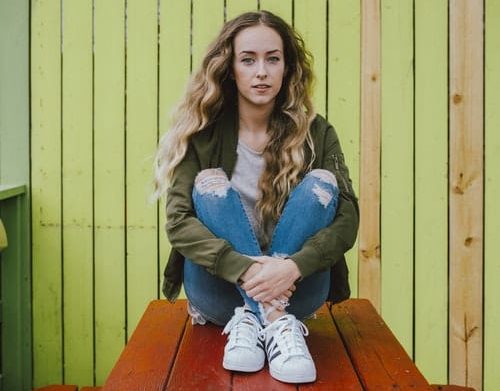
{"left": 241, "top": 256, "right": 301, "bottom": 303}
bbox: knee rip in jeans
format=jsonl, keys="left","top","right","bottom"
{"left": 309, "top": 169, "right": 337, "bottom": 208}
{"left": 194, "top": 168, "right": 230, "bottom": 197}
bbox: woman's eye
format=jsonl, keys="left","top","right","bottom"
{"left": 268, "top": 56, "right": 280, "bottom": 63}
{"left": 241, "top": 57, "right": 255, "bottom": 64}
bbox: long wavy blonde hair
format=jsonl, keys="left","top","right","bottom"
{"left": 154, "top": 10, "right": 315, "bottom": 225}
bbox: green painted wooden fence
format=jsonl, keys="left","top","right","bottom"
{"left": 21, "top": 0, "right": 500, "bottom": 390}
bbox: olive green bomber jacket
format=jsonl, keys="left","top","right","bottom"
{"left": 162, "top": 109, "right": 359, "bottom": 304}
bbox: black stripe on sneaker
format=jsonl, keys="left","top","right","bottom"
{"left": 257, "top": 340, "right": 265, "bottom": 350}
{"left": 269, "top": 350, "right": 282, "bottom": 363}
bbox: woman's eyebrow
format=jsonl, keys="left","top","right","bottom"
{"left": 237, "top": 49, "right": 282, "bottom": 55}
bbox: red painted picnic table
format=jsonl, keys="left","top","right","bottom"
{"left": 96, "top": 299, "right": 474, "bottom": 391}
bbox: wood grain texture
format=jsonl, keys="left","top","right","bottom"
{"left": 414, "top": 0, "right": 448, "bottom": 384}
{"left": 449, "top": 1, "right": 484, "bottom": 389}
{"left": 332, "top": 299, "right": 430, "bottom": 391}
{"left": 300, "top": 305, "right": 362, "bottom": 391}
{"left": 358, "top": 0, "right": 381, "bottom": 311}
{"left": 93, "top": 0, "right": 126, "bottom": 384}
{"left": 328, "top": 0, "right": 361, "bottom": 297}
{"left": 484, "top": 2, "right": 500, "bottom": 391}
{"left": 102, "top": 300, "right": 187, "bottom": 390}
{"left": 30, "top": 0, "right": 63, "bottom": 385}
{"left": 166, "top": 319, "right": 231, "bottom": 390}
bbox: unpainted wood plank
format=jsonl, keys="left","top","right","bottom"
{"left": 449, "top": 1, "right": 484, "bottom": 390}
{"left": 61, "top": 0, "right": 94, "bottom": 384}
{"left": 414, "top": 0, "right": 448, "bottom": 384}
{"left": 484, "top": 2, "right": 500, "bottom": 391}
{"left": 294, "top": 0, "right": 327, "bottom": 116}
{"left": 259, "top": 0, "right": 292, "bottom": 24}
{"left": 31, "top": 0, "right": 64, "bottom": 385}
{"left": 332, "top": 299, "right": 430, "bottom": 390}
{"left": 93, "top": 0, "right": 126, "bottom": 385}
{"left": 102, "top": 300, "right": 188, "bottom": 390}
{"left": 328, "top": 0, "right": 361, "bottom": 297}
{"left": 358, "top": 0, "right": 381, "bottom": 311}
{"left": 166, "top": 318, "right": 231, "bottom": 390}
{"left": 125, "top": 0, "right": 159, "bottom": 335}
{"left": 191, "top": 0, "right": 225, "bottom": 71}
{"left": 299, "top": 305, "right": 362, "bottom": 391}
{"left": 380, "top": 0, "right": 415, "bottom": 356}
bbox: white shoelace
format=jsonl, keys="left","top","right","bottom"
{"left": 222, "top": 308, "right": 263, "bottom": 350}
{"left": 262, "top": 315, "right": 310, "bottom": 361}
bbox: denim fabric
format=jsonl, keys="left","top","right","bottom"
{"left": 183, "top": 169, "right": 339, "bottom": 325}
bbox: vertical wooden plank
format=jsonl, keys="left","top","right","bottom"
{"left": 191, "top": 0, "right": 225, "bottom": 72}
{"left": 158, "top": 0, "right": 190, "bottom": 303}
{"left": 62, "top": 0, "right": 94, "bottom": 384}
{"left": 358, "top": 0, "right": 381, "bottom": 310}
{"left": 94, "top": 0, "right": 126, "bottom": 384}
{"left": 294, "top": 0, "right": 327, "bottom": 116}
{"left": 328, "top": 0, "right": 361, "bottom": 297}
{"left": 126, "top": 0, "right": 159, "bottom": 335}
{"left": 449, "top": 1, "right": 484, "bottom": 389}
{"left": 484, "top": 2, "right": 500, "bottom": 390}
{"left": 380, "top": 0, "right": 414, "bottom": 355}
{"left": 226, "top": 0, "right": 258, "bottom": 20}
{"left": 158, "top": 0, "right": 192, "bottom": 298}
{"left": 259, "top": 0, "right": 292, "bottom": 24}
{"left": 31, "top": 0, "right": 63, "bottom": 385}
{"left": 414, "top": 0, "right": 448, "bottom": 384}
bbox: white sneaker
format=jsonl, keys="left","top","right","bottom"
{"left": 222, "top": 306, "right": 265, "bottom": 372}
{"left": 262, "top": 314, "right": 316, "bottom": 383}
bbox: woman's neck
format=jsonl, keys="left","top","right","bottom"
{"left": 238, "top": 104, "right": 273, "bottom": 152}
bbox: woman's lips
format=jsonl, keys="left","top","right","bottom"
{"left": 252, "top": 84, "right": 271, "bottom": 91}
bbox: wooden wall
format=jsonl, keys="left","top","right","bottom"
{"left": 29, "top": 1, "right": 500, "bottom": 390}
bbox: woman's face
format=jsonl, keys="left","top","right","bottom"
{"left": 232, "top": 24, "right": 285, "bottom": 112}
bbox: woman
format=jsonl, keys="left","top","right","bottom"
{"left": 154, "top": 10, "right": 358, "bottom": 384}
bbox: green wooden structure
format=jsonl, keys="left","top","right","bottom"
{"left": 0, "top": 1, "right": 32, "bottom": 390}
{"left": 1, "top": 0, "right": 500, "bottom": 390}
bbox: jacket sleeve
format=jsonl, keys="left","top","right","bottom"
{"left": 288, "top": 124, "right": 359, "bottom": 278}
{"left": 165, "top": 143, "right": 254, "bottom": 284}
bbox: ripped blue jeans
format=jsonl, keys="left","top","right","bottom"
{"left": 183, "top": 168, "right": 339, "bottom": 325}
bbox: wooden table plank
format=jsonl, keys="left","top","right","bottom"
{"left": 300, "top": 305, "right": 363, "bottom": 391}
{"left": 332, "top": 299, "right": 431, "bottom": 391}
{"left": 166, "top": 321, "right": 231, "bottom": 390}
{"left": 233, "top": 367, "right": 297, "bottom": 391}
{"left": 102, "top": 300, "right": 187, "bottom": 390}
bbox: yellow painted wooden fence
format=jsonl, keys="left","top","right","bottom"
{"left": 29, "top": 1, "right": 500, "bottom": 390}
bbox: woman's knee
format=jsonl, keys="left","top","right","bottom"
{"left": 194, "top": 168, "right": 230, "bottom": 197}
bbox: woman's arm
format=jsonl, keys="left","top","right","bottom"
{"left": 165, "top": 143, "right": 254, "bottom": 284}
{"left": 288, "top": 123, "right": 359, "bottom": 278}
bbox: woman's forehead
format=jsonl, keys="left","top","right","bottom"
{"left": 233, "top": 25, "right": 283, "bottom": 54}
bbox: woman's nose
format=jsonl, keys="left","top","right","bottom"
{"left": 256, "top": 61, "right": 268, "bottom": 79}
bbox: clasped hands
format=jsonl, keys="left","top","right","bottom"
{"left": 239, "top": 256, "right": 301, "bottom": 311}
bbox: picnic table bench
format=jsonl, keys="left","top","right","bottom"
{"left": 35, "top": 299, "right": 475, "bottom": 391}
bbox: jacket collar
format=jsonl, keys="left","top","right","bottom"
{"left": 216, "top": 106, "right": 239, "bottom": 179}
